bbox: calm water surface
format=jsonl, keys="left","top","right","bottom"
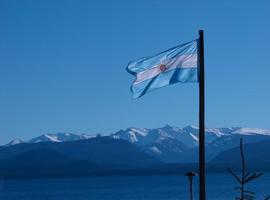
{"left": 0, "top": 173, "right": 270, "bottom": 200}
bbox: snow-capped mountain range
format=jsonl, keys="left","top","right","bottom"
{"left": 4, "top": 125, "right": 270, "bottom": 163}
{"left": 6, "top": 132, "right": 95, "bottom": 146}
{"left": 111, "top": 125, "right": 270, "bottom": 162}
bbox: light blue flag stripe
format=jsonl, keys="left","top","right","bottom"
{"left": 127, "top": 40, "right": 199, "bottom": 98}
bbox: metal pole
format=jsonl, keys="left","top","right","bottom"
{"left": 199, "top": 30, "right": 206, "bottom": 200}
{"left": 185, "top": 172, "right": 197, "bottom": 200}
{"left": 189, "top": 176, "right": 194, "bottom": 200}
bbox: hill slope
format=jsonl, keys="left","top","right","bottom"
{"left": 209, "top": 139, "right": 270, "bottom": 171}
{"left": 0, "top": 137, "right": 160, "bottom": 175}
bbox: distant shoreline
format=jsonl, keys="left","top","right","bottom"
{"left": 1, "top": 163, "right": 270, "bottom": 180}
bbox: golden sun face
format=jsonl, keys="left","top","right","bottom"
{"left": 159, "top": 64, "right": 167, "bottom": 72}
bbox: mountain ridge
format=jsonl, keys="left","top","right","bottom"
{"left": 6, "top": 125, "right": 270, "bottom": 147}
{"left": 2, "top": 126, "right": 270, "bottom": 178}
{"left": 3, "top": 125, "right": 270, "bottom": 163}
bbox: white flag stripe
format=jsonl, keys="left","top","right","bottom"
{"left": 134, "top": 54, "right": 197, "bottom": 85}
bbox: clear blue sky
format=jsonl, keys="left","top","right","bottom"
{"left": 0, "top": 0, "right": 270, "bottom": 144}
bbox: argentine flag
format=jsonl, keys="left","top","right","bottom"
{"left": 127, "top": 40, "right": 199, "bottom": 98}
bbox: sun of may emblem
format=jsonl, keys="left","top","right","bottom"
{"left": 159, "top": 64, "right": 167, "bottom": 72}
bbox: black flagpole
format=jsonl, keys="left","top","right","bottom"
{"left": 199, "top": 30, "right": 206, "bottom": 200}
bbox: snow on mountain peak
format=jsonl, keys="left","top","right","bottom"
{"left": 190, "top": 133, "right": 199, "bottom": 142}
{"left": 5, "top": 139, "right": 24, "bottom": 146}
{"left": 186, "top": 125, "right": 199, "bottom": 129}
{"left": 111, "top": 127, "right": 150, "bottom": 144}
{"left": 27, "top": 132, "right": 96, "bottom": 144}
{"left": 44, "top": 134, "right": 61, "bottom": 142}
{"left": 232, "top": 128, "right": 270, "bottom": 135}
{"left": 81, "top": 134, "right": 96, "bottom": 139}
{"left": 4, "top": 126, "right": 270, "bottom": 148}
{"left": 150, "top": 146, "right": 162, "bottom": 155}
{"left": 128, "top": 127, "right": 148, "bottom": 136}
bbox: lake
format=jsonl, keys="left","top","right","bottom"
{"left": 0, "top": 173, "right": 270, "bottom": 200}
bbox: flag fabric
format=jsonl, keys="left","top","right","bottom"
{"left": 126, "top": 40, "right": 199, "bottom": 98}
